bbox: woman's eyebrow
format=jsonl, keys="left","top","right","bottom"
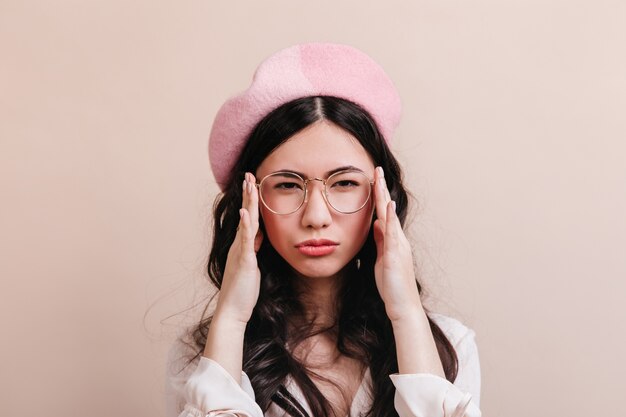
{"left": 274, "top": 165, "right": 365, "bottom": 178}
{"left": 325, "top": 166, "right": 365, "bottom": 176}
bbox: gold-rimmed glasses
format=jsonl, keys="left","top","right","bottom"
{"left": 256, "top": 169, "right": 374, "bottom": 215}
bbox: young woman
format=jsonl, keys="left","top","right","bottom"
{"left": 166, "top": 43, "right": 482, "bottom": 417}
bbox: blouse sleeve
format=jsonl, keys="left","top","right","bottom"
{"left": 389, "top": 316, "right": 482, "bottom": 417}
{"left": 165, "top": 337, "right": 264, "bottom": 417}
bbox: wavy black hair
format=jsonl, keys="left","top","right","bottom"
{"left": 187, "top": 96, "right": 458, "bottom": 417}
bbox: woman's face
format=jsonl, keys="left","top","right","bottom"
{"left": 256, "top": 120, "right": 376, "bottom": 280}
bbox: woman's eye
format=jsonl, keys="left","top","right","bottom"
{"left": 274, "top": 181, "right": 303, "bottom": 191}
{"left": 332, "top": 180, "right": 359, "bottom": 188}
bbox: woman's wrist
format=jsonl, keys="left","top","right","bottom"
{"left": 202, "top": 310, "right": 248, "bottom": 384}
{"left": 390, "top": 304, "right": 445, "bottom": 377}
{"left": 212, "top": 307, "right": 250, "bottom": 331}
{"left": 387, "top": 298, "right": 427, "bottom": 327}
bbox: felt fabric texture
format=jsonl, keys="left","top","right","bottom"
{"left": 208, "top": 42, "right": 402, "bottom": 190}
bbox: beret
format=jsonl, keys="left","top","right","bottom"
{"left": 208, "top": 42, "right": 402, "bottom": 190}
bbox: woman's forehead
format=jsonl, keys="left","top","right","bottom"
{"left": 256, "top": 121, "right": 375, "bottom": 177}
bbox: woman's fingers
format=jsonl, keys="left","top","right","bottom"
{"left": 374, "top": 167, "right": 390, "bottom": 228}
{"left": 374, "top": 167, "right": 403, "bottom": 245}
{"left": 240, "top": 175, "right": 250, "bottom": 220}
{"left": 385, "top": 200, "right": 401, "bottom": 250}
{"left": 236, "top": 208, "right": 249, "bottom": 252}
{"left": 238, "top": 172, "right": 262, "bottom": 254}
{"left": 236, "top": 178, "right": 247, "bottom": 239}
{"left": 237, "top": 174, "right": 252, "bottom": 253}
{"left": 244, "top": 172, "right": 260, "bottom": 231}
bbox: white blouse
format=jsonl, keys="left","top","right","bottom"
{"left": 166, "top": 312, "right": 482, "bottom": 417}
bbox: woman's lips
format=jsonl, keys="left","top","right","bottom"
{"left": 295, "top": 239, "right": 339, "bottom": 256}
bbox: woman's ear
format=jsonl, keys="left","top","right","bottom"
{"left": 254, "top": 229, "right": 264, "bottom": 253}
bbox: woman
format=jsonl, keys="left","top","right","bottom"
{"left": 167, "top": 43, "right": 482, "bottom": 417}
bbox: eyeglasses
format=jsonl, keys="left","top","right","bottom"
{"left": 256, "top": 169, "right": 374, "bottom": 215}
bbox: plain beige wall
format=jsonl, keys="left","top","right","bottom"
{"left": 2, "top": 1, "right": 624, "bottom": 416}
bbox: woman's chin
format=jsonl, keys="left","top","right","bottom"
{"left": 292, "top": 268, "right": 341, "bottom": 280}
{"left": 289, "top": 261, "right": 354, "bottom": 281}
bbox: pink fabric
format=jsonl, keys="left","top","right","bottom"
{"left": 208, "top": 43, "right": 402, "bottom": 190}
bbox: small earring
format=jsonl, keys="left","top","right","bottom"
{"left": 356, "top": 258, "right": 361, "bottom": 270}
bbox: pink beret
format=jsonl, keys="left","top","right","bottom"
{"left": 208, "top": 42, "right": 402, "bottom": 189}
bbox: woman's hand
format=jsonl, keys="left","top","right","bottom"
{"left": 372, "top": 167, "right": 423, "bottom": 323}
{"left": 373, "top": 167, "right": 446, "bottom": 377}
{"left": 214, "top": 172, "right": 264, "bottom": 325}
{"left": 202, "top": 173, "right": 263, "bottom": 381}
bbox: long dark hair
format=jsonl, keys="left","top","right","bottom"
{"left": 188, "top": 96, "right": 458, "bottom": 417}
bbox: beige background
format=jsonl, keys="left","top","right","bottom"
{"left": 1, "top": 1, "right": 624, "bottom": 416}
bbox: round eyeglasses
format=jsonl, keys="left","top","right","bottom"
{"left": 256, "top": 169, "right": 374, "bottom": 215}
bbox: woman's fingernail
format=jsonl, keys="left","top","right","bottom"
{"left": 242, "top": 179, "right": 247, "bottom": 193}
{"left": 377, "top": 167, "right": 384, "bottom": 178}
{"left": 391, "top": 200, "right": 397, "bottom": 213}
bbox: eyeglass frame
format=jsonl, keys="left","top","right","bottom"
{"left": 255, "top": 169, "right": 375, "bottom": 215}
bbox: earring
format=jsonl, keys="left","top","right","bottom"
{"left": 356, "top": 258, "right": 361, "bottom": 270}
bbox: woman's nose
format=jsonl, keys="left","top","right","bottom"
{"left": 300, "top": 181, "right": 332, "bottom": 228}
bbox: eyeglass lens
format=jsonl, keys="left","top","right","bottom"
{"left": 259, "top": 171, "right": 371, "bottom": 214}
